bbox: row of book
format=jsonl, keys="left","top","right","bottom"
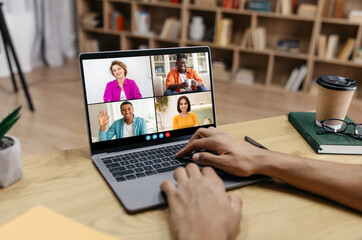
{"left": 317, "top": 35, "right": 355, "bottom": 60}
{"left": 160, "top": 18, "right": 181, "bottom": 39}
{"left": 240, "top": 27, "right": 266, "bottom": 50}
{"left": 285, "top": 65, "right": 308, "bottom": 92}
{"left": 322, "top": 0, "right": 345, "bottom": 18}
{"left": 216, "top": 19, "right": 233, "bottom": 46}
{"left": 108, "top": 11, "right": 125, "bottom": 31}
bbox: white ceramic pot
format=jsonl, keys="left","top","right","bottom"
{"left": 0, "top": 136, "right": 22, "bottom": 188}
{"left": 189, "top": 16, "right": 205, "bottom": 41}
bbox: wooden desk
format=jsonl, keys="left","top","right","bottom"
{"left": 1, "top": 115, "right": 361, "bottom": 239}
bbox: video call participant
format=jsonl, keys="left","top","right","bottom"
{"left": 103, "top": 61, "right": 142, "bottom": 102}
{"left": 173, "top": 96, "right": 200, "bottom": 130}
{"left": 164, "top": 54, "right": 207, "bottom": 96}
{"left": 98, "top": 101, "right": 148, "bottom": 141}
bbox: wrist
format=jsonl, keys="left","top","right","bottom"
{"left": 100, "top": 126, "right": 106, "bottom": 131}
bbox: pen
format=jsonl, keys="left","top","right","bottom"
{"left": 244, "top": 136, "right": 269, "bottom": 150}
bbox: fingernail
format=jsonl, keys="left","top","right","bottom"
{"left": 193, "top": 153, "right": 200, "bottom": 162}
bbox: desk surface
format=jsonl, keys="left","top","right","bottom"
{"left": 1, "top": 115, "right": 361, "bottom": 239}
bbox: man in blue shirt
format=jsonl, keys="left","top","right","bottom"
{"left": 98, "top": 101, "right": 148, "bottom": 141}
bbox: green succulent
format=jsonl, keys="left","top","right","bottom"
{"left": 0, "top": 106, "right": 21, "bottom": 141}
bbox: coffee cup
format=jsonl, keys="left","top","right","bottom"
{"left": 185, "top": 79, "right": 192, "bottom": 87}
{"left": 315, "top": 75, "right": 357, "bottom": 126}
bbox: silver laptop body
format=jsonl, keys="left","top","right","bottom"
{"left": 79, "top": 46, "right": 267, "bottom": 213}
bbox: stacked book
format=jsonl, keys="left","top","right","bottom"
{"left": 212, "top": 61, "right": 232, "bottom": 82}
{"left": 277, "top": 39, "right": 299, "bottom": 53}
{"left": 322, "top": 0, "right": 346, "bottom": 18}
{"left": 235, "top": 68, "right": 255, "bottom": 84}
{"left": 348, "top": 10, "right": 362, "bottom": 23}
{"left": 297, "top": 4, "right": 317, "bottom": 17}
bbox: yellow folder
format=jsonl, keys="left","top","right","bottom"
{"left": 0, "top": 205, "right": 119, "bottom": 240}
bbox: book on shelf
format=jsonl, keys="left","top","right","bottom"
{"left": 348, "top": 10, "right": 362, "bottom": 23}
{"left": 83, "top": 39, "right": 99, "bottom": 52}
{"left": 216, "top": 19, "right": 233, "bottom": 46}
{"left": 223, "top": 0, "right": 239, "bottom": 9}
{"left": 280, "top": 0, "right": 292, "bottom": 15}
{"left": 240, "top": 27, "right": 266, "bottom": 50}
{"left": 248, "top": 0, "right": 272, "bottom": 12}
{"left": 194, "top": 0, "right": 217, "bottom": 7}
{"left": 297, "top": 4, "right": 317, "bottom": 17}
{"left": 108, "top": 11, "right": 124, "bottom": 31}
{"left": 354, "top": 47, "right": 362, "bottom": 64}
{"left": 325, "top": 34, "right": 339, "bottom": 59}
{"left": 204, "top": 27, "right": 215, "bottom": 42}
{"left": 338, "top": 38, "right": 355, "bottom": 60}
{"left": 322, "top": 0, "right": 345, "bottom": 18}
{"left": 235, "top": 68, "right": 255, "bottom": 84}
{"left": 285, "top": 65, "right": 307, "bottom": 91}
{"left": 160, "top": 18, "right": 180, "bottom": 39}
{"left": 277, "top": 39, "right": 299, "bottom": 53}
{"left": 288, "top": 112, "right": 362, "bottom": 154}
{"left": 317, "top": 34, "right": 327, "bottom": 58}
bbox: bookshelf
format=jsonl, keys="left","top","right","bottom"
{"left": 77, "top": 0, "right": 362, "bottom": 99}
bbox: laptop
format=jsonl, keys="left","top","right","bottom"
{"left": 79, "top": 46, "right": 267, "bottom": 213}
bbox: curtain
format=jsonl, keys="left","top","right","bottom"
{"left": 0, "top": 0, "right": 77, "bottom": 77}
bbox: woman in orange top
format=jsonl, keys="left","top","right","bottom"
{"left": 173, "top": 96, "right": 200, "bottom": 130}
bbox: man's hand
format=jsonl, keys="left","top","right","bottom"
{"left": 160, "top": 164, "right": 242, "bottom": 240}
{"left": 179, "top": 82, "right": 189, "bottom": 89}
{"left": 98, "top": 110, "right": 109, "bottom": 131}
{"left": 176, "top": 127, "right": 268, "bottom": 177}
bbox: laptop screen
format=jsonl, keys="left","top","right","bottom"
{"left": 79, "top": 46, "right": 216, "bottom": 154}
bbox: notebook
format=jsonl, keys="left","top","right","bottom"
{"left": 78, "top": 46, "right": 267, "bottom": 213}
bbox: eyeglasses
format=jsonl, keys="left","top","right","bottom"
{"left": 317, "top": 119, "right": 362, "bottom": 140}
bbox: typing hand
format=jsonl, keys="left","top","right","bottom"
{"left": 160, "top": 163, "right": 241, "bottom": 240}
{"left": 175, "top": 127, "right": 269, "bottom": 177}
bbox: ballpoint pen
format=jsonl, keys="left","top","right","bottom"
{"left": 244, "top": 136, "right": 269, "bottom": 150}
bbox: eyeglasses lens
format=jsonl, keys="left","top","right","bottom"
{"left": 356, "top": 124, "right": 362, "bottom": 138}
{"left": 323, "top": 119, "right": 347, "bottom": 133}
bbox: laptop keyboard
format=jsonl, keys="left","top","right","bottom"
{"left": 101, "top": 143, "right": 189, "bottom": 182}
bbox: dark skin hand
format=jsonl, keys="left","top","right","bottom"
{"left": 160, "top": 163, "right": 242, "bottom": 240}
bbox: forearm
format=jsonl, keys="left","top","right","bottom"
{"left": 168, "top": 84, "right": 181, "bottom": 91}
{"left": 258, "top": 151, "right": 362, "bottom": 212}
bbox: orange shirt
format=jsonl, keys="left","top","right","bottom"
{"left": 166, "top": 68, "right": 204, "bottom": 93}
{"left": 173, "top": 113, "right": 199, "bottom": 130}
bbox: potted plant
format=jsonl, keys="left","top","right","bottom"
{"left": 0, "top": 106, "right": 22, "bottom": 188}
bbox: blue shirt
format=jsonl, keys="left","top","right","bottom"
{"left": 99, "top": 116, "right": 148, "bottom": 141}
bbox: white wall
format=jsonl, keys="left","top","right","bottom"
{"left": 82, "top": 56, "right": 154, "bottom": 104}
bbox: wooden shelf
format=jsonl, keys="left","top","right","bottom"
{"left": 77, "top": 0, "right": 362, "bottom": 99}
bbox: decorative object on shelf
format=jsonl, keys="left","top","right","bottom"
{"left": 189, "top": 16, "right": 205, "bottom": 41}
{"left": 82, "top": 12, "right": 102, "bottom": 28}
{"left": 135, "top": 11, "right": 151, "bottom": 35}
{"left": 277, "top": 39, "right": 300, "bottom": 53}
{"left": 0, "top": 106, "right": 22, "bottom": 188}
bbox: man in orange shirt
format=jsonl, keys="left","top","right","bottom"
{"left": 164, "top": 54, "right": 207, "bottom": 95}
